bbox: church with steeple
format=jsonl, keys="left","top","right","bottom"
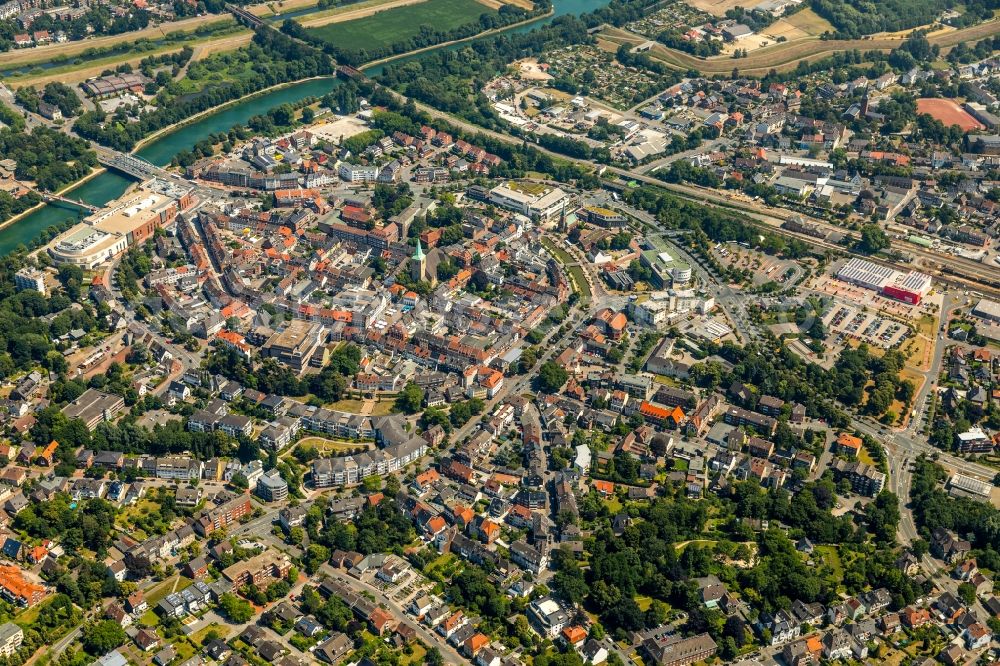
{"left": 410, "top": 239, "right": 439, "bottom": 286}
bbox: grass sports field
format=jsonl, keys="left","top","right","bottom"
{"left": 303, "top": 0, "right": 497, "bottom": 52}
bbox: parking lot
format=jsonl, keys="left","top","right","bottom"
{"left": 822, "top": 303, "right": 910, "bottom": 349}
{"left": 712, "top": 244, "right": 801, "bottom": 287}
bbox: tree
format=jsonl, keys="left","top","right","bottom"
{"left": 396, "top": 382, "right": 424, "bottom": 414}
{"left": 858, "top": 224, "right": 890, "bottom": 254}
{"left": 83, "top": 620, "right": 127, "bottom": 655}
{"left": 535, "top": 361, "right": 568, "bottom": 394}
{"left": 219, "top": 593, "right": 254, "bottom": 623}
{"left": 230, "top": 472, "right": 249, "bottom": 491}
{"left": 957, "top": 582, "right": 976, "bottom": 605}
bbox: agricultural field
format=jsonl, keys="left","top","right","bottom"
{"left": 682, "top": 0, "right": 757, "bottom": 16}
{"left": 762, "top": 8, "right": 834, "bottom": 40}
{"left": 302, "top": 0, "right": 498, "bottom": 53}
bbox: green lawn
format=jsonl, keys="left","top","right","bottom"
{"left": 540, "top": 237, "right": 590, "bottom": 302}
{"left": 540, "top": 236, "right": 574, "bottom": 264}
{"left": 568, "top": 265, "right": 592, "bottom": 302}
{"left": 140, "top": 609, "right": 160, "bottom": 627}
{"left": 303, "top": 0, "right": 497, "bottom": 53}
{"left": 814, "top": 545, "right": 843, "bottom": 583}
{"left": 146, "top": 575, "right": 193, "bottom": 606}
{"left": 190, "top": 623, "right": 230, "bottom": 646}
{"left": 402, "top": 643, "right": 427, "bottom": 664}
{"left": 14, "top": 595, "right": 57, "bottom": 628}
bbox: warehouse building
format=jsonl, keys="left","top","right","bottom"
{"left": 835, "top": 258, "right": 932, "bottom": 305}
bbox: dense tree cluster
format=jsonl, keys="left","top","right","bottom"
{"left": 373, "top": 12, "right": 604, "bottom": 133}
{"left": 82, "top": 620, "right": 127, "bottom": 655}
{"left": 16, "top": 83, "right": 83, "bottom": 118}
{"left": 206, "top": 343, "right": 361, "bottom": 402}
{"left": 0, "top": 258, "right": 101, "bottom": 385}
{"left": 550, "top": 479, "right": 920, "bottom": 649}
{"left": 622, "top": 185, "right": 810, "bottom": 259}
{"left": 910, "top": 456, "right": 1000, "bottom": 569}
{"left": 219, "top": 593, "right": 255, "bottom": 622}
{"left": 688, "top": 339, "right": 910, "bottom": 425}
{"left": 16, "top": 496, "right": 118, "bottom": 556}
{"left": 0, "top": 594, "right": 81, "bottom": 666}
{"left": 372, "top": 182, "right": 413, "bottom": 220}
{"left": 947, "top": 32, "right": 1000, "bottom": 63}
{"left": 535, "top": 361, "right": 569, "bottom": 393}
{"left": 810, "top": 0, "right": 951, "bottom": 38}
{"left": 0, "top": 125, "right": 97, "bottom": 192}
{"left": 299, "top": 585, "right": 355, "bottom": 631}
{"left": 447, "top": 566, "right": 510, "bottom": 633}
{"left": 658, "top": 160, "right": 722, "bottom": 188}
{"left": 31, "top": 408, "right": 237, "bottom": 475}
{"left": 657, "top": 30, "right": 722, "bottom": 57}
{"left": 302, "top": 496, "right": 415, "bottom": 560}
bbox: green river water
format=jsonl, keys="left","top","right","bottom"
{"left": 0, "top": 0, "right": 608, "bottom": 255}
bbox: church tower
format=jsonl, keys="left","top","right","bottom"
{"left": 411, "top": 239, "right": 427, "bottom": 283}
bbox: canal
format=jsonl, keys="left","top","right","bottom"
{"left": 0, "top": 0, "right": 608, "bottom": 255}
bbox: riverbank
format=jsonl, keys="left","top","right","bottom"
{"left": 0, "top": 166, "right": 107, "bottom": 234}
{"left": 600, "top": 17, "right": 1000, "bottom": 75}
{"left": 131, "top": 6, "right": 552, "bottom": 152}
{"left": 131, "top": 75, "right": 333, "bottom": 153}
{"left": 0, "top": 0, "right": 414, "bottom": 85}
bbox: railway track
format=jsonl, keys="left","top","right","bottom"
{"left": 602, "top": 167, "right": 1000, "bottom": 298}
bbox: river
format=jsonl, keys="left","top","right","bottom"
{"left": 0, "top": 0, "right": 607, "bottom": 255}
